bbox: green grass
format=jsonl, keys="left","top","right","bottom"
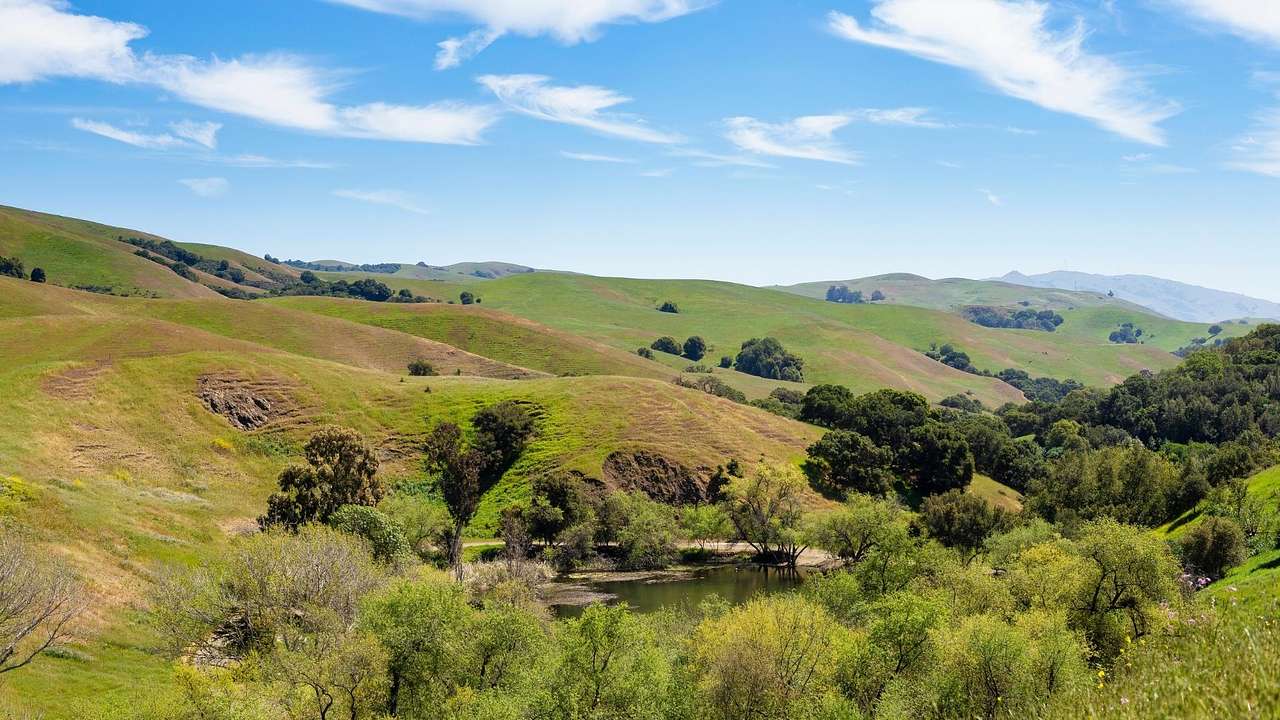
{"left": 967, "top": 474, "right": 1024, "bottom": 512}
{"left": 778, "top": 273, "right": 1133, "bottom": 312}
{"left": 1158, "top": 464, "right": 1280, "bottom": 541}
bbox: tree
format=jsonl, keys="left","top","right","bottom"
{"left": 721, "top": 464, "right": 809, "bottom": 566}
{"left": 29, "top": 267, "right": 45, "bottom": 283}
{"left": 551, "top": 604, "right": 669, "bottom": 718}
{"left": 526, "top": 473, "right": 595, "bottom": 545}
{"left": 806, "top": 494, "right": 909, "bottom": 563}
{"left": 651, "top": 336, "right": 681, "bottom": 354}
{"left": 300, "top": 270, "right": 318, "bottom": 284}
{"left": 870, "top": 289, "right": 886, "bottom": 302}
{"left": 799, "top": 384, "right": 857, "bottom": 427}
{"left": 802, "top": 430, "right": 895, "bottom": 498}
{"left": 1208, "top": 323, "right": 1224, "bottom": 336}
{"left": 460, "top": 291, "right": 476, "bottom": 305}
{"left": 424, "top": 423, "right": 484, "bottom": 580}
{"left": 658, "top": 300, "right": 679, "bottom": 313}
{"left": 0, "top": 256, "right": 25, "bottom": 279}
{"left": 918, "top": 489, "right": 1010, "bottom": 563}
{"left": 260, "top": 427, "right": 383, "bottom": 530}
{"left": 0, "top": 528, "right": 84, "bottom": 676}
{"left": 1179, "top": 516, "right": 1246, "bottom": 580}
{"left": 681, "top": 504, "right": 731, "bottom": 549}
{"left": 608, "top": 492, "right": 680, "bottom": 569}
{"left": 682, "top": 335, "right": 707, "bottom": 361}
{"left": 407, "top": 358, "right": 437, "bottom": 376}
{"left": 903, "top": 422, "right": 974, "bottom": 496}
{"left": 637, "top": 347, "right": 654, "bottom": 359}
{"left": 470, "top": 401, "right": 537, "bottom": 486}
{"left": 734, "top": 337, "right": 804, "bottom": 382}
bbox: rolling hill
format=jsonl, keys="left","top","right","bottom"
{"left": 999, "top": 270, "right": 1280, "bottom": 323}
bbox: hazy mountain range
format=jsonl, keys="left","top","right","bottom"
{"left": 998, "top": 271, "right": 1280, "bottom": 323}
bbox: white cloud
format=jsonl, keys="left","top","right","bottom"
{"left": 666, "top": 148, "right": 775, "bottom": 168}
{"left": 1165, "top": 1, "right": 1280, "bottom": 47}
{"left": 434, "top": 27, "right": 503, "bottom": 70}
{"left": 206, "top": 154, "right": 334, "bottom": 169}
{"left": 479, "top": 74, "right": 680, "bottom": 144}
{"left": 640, "top": 168, "right": 673, "bottom": 177}
{"left": 325, "top": 0, "right": 708, "bottom": 67}
{"left": 179, "top": 177, "right": 229, "bottom": 197}
{"left": 561, "top": 151, "right": 635, "bottom": 163}
{"left": 849, "top": 107, "right": 948, "bottom": 128}
{"left": 1122, "top": 153, "right": 1152, "bottom": 162}
{"left": 828, "top": 1, "right": 1179, "bottom": 145}
{"left": 71, "top": 118, "right": 187, "bottom": 149}
{"left": 333, "top": 188, "right": 431, "bottom": 215}
{"left": 170, "top": 119, "right": 221, "bottom": 149}
{"left": 978, "top": 187, "right": 1002, "bottom": 205}
{"left": 723, "top": 115, "right": 860, "bottom": 164}
{"left": 0, "top": 0, "right": 143, "bottom": 83}
{"left": 1227, "top": 108, "right": 1280, "bottom": 177}
{"left": 937, "top": 159, "right": 962, "bottom": 168}
{"left": 3, "top": 1, "right": 498, "bottom": 145}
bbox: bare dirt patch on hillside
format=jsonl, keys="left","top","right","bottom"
{"left": 602, "top": 449, "right": 720, "bottom": 504}
{"left": 41, "top": 362, "right": 111, "bottom": 401}
{"left": 197, "top": 373, "right": 304, "bottom": 430}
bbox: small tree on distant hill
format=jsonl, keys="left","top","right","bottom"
{"left": 259, "top": 427, "right": 384, "bottom": 530}
{"left": 658, "top": 300, "right": 679, "bottom": 313}
{"left": 734, "top": 337, "right": 804, "bottom": 382}
{"left": 719, "top": 355, "right": 733, "bottom": 368}
{"left": 683, "top": 335, "right": 707, "bottom": 361}
{"left": 651, "top": 336, "right": 681, "bottom": 354}
{"left": 870, "top": 289, "right": 885, "bottom": 301}
{"left": 408, "top": 358, "right": 437, "bottom": 376}
{"left": 460, "top": 291, "right": 476, "bottom": 305}
{"left": 1208, "top": 324, "right": 1224, "bottom": 336}
{"left": 0, "top": 256, "right": 25, "bottom": 279}
{"left": 29, "top": 268, "right": 46, "bottom": 283}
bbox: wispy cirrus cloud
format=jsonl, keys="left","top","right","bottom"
{"left": 332, "top": 188, "right": 432, "bottom": 215}
{"left": 179, "top": 177, "right": 229, "bottom": 197}
{"left": 561, "top": 151, "right": 636, "bottom": 163}
{"left": 1163, "top": 1, "right": 1280, "bottom": 47}
{"left": 479, "top": 74, "right": 681, "bottom": 144}
{"left": 666, "top": 148, "right": 775, "bottom": 168}
{"left": 2, "top": 1, "right": 500, "bottom": 145}
{"left": 71, "top": 117, "right": 222, "bottom": 150}
{"left": 978, "top": 187, "right": 1002, "bottom": 206}
{"left": 723, "top": 115, "right": 859, "bottom": 164}
{"left": 322, "top": 0, "right": 710, "bottom": 69}
{"left": 1228, "top": 108, "right": 1280, "bottom": 178}
{"left": 827, "top": 0, "right": 1179, "bottom": 145}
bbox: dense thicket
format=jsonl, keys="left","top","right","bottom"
{"left": 962, "top": 305, "right": 1064, "bottom": 331}
{"left": 734, "top": 337, "right": 804, "bottom": 381}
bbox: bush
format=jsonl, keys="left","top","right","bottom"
{"left": 683, "top": 335, "right": 707, "bottom": 361}
{"left": 636, "top": 347, "right": 654, "bottom": 359}
{"left": 0, "top": 255, "right": 27, "bottom": 279}
{"left": 940, "top": 393, "right": 983, "bottom": 413}
{"left": 734, "top": 337, "right": 804, "bottom": 381}
{"left": 609, "top": 492, "right": 680, "bottom": 570}
{"left": 651, "top": 336, "right": 681, "bottom": 354}
{"left": 407, "top": 358, "right": 437, "bottom": 376}
{"left": 328, "top": 504, "right": 412, "bottom": 563}
{"left": 460, "top": 291, "right": 476, "bottom": 305}
{"left": 29, "top": 267, "right": 46, "bottom": 283}
{"left": 674, "top": 374, "right": 747, "bottom": 403}
{"left": 719, "top": 355, "right": 733, "bottom": 368}
{"left": 918, "top": 489, "right": 1010, "bottom": 561}
{"left": 658, "top": 300, "right": 679, "bottom": 313}
{"left": 1179, "top": 516, "right": 1246, "bottom": 580}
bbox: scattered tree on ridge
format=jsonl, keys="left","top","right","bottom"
{"left": 29, "top": 267, "right": 45, "bottom": 283}
{"left": 651, "top": 336, "right": 681, "bottom": 354}
{"left": 682, "top": 335, "right": 707, "bottom": 361}
{"left": 734, "top": 337, "right": 804, "bottom": 382}
{"left": 658, "top": 300, "right": 679, "bottom": 313}
{"left": 259, "top": 427, "right": 384, "bottom": 530}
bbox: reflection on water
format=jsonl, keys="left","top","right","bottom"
{"left": 549, "top": 565, "right": 805, "bottom": 618}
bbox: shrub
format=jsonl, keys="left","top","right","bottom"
{"left": 460, "top": 291, "right": 476, "bottom": 305}
{"left": 651, "top": 336, "right": 681, "bottom": 354}
{"left": 0, "top": 255, "right": 27, "bottom": 279}
{"left": 658, "top": 300, "right": 679, "bottom": 313}
{"left": 636, "top": 347, "right": 654, "bottom": 359}
{"left": 683, "top": 335, "right": 707, "bottom": 361}
{"left": 940, "top": 393, "right": 983, "bottom": 413}
{"left": 674, "top": 374, "right": 747, "bottom": 403}
{"left": 719, "top": 355, "right": 733, "bottom": 368}
{"left": 610, "top": 492, "right": 680, "bottom": 570}
{"left": 918, "top": 489, "right": 1010, "bottom": 561}
{"left": 328, "top": 504, "right": 412, "bottom": 564}
{"left": 1179, "top": 516, "right": 1246, "bottom": 580}
{"left": 734, "top": 337, "right": 804, "bottom": 382}
{"left": 29, "top": 267, "right": 46, "bottom": 283}
{"left": 407, "top": 358, "right": 437, "bottom": 376}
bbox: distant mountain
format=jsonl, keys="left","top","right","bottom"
{"left": 999, "top": 271, "right": 1280, "bottom": 323}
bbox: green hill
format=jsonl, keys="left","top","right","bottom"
{"left": 778, "top": 273, "right": 1137, "bottom": 312}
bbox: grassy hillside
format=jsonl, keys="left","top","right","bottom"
{"left": 0, "top": 278, "right": 822, "bottom": 716}
{"left": 778, "top": 273, "right": 1138, "bottom": 312}
{"left": 323, "top": 270, "right": 1206, "bottom": 394}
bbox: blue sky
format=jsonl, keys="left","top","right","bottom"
{"left": 2, "top": 1, "right": 1279, "bottom": 299}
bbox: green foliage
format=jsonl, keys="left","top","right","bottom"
{"left": 905, "top": 423, "right": 975, "bottom": 497}
{"left": 720, "top": 465, "right": 808, "bottom": 566}
{"left": 939, "top": 393, "right": 982, "bottom": 413}
{"left": 718, "top": 355, "right": 732, "bottom": 368}
{"left": 1109, "top": 322, "right": 1143, "bottom": 344}
{"left": 259, "top": 427, "right": 383, "bottom": 530}
{"left": 963, "top": 305, "right": 1065, "bottom": 332}
{"left": 734, "top": 337, "right": 804, "bottom": 382}
{"left": 803, "top": 430, "right": 895, "bottom": 498}
{"left": 29, "top": 267, "right": 45, "bottom": 283}
{"left": 918, "top": 489, "right": 1010, "bottom": 560}
{"left": 807, "top": 494, "right": 910, "bottom": 564}
{"left": 328, "top": 504, "right": 413, "bottom": 564}
{"left": 680, "top": 504, "right": 731, "bottom": 548}
{"left": 407, "top": 358, "right": 437, "bottom": 376}
{"left": 1178, "top": 516, "right": 1246, "bottom": 580}
{"left": 682, "top": 335, "right": 707, "bottom": 361}
{"left": 658, "top": 300, "right": 679, "bottom": 313}
{"left": 0, "top": 255, "right": 26, "bottom": 279}
{"left": 674, "top": 374, "right": 747, "bottom": 403}
{"left": 1026, "top": 443, "right": 1179, "bottom": 527}
{"left": 526, "top": 473, "right": 596, "bottom": 545}
{"left": 650, "top": 336, "right": 681, "bottom": 354}
{"left": 826, "top": 285, "right": 865, "bottom": 304}
{"left": 548, "top": 603, "right": 670, "bottom": 718}
{"left": 471, "top": 401, "right": 538, "bottom": 486}
{"left": 606, "top": 492, "right": 681, "bottom": 570}
{"left": 425, "top": 422, "right": 485, "bottom": 573}
{"left": 461, "top": 291, "right": 477, "bottom": 305}
{"left": 636, "top": 347, "right": 654, "bottom": 359}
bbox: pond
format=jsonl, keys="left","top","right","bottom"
{"left": 546, "top": 564, "right": 806, "bottom": 618}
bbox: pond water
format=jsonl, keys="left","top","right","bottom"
{"left": 547, "top": 565, "right": 806, "bottom": 618}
